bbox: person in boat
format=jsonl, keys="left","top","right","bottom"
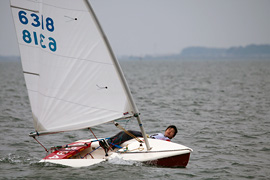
{"left": 104, "top": 125, "right": 178, "bottom": 150}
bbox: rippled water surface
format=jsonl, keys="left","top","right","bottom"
{"left": 0, "top": 59, "right": 270, "bottom": 179}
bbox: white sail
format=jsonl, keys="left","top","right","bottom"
{"left": 10, "top": 0, "right": 135, "bottom": 134}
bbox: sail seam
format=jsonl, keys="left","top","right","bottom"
{"left": 15, "top": 0, "right": 89, "bottom": 12}
{"left": 27, "top": 88, "right": 124, "bottom": 114}
{"left": 10, "top": 5, "right": 39, "bottom": 13}
{"left": 42, "top": 2, "right": 89, "bottom": 12}
{"left": 19, "top": 43, "right": 113, "bottom": 66}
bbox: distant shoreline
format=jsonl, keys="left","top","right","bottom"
{"left": 120, "top": 44, "right": 270, "bottom": 61}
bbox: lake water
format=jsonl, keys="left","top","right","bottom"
{"left": 0, "top": 58, "right": 269, "bottom": 179}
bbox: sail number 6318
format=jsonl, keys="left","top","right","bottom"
{"left": 18, "top": 10, "right": 57, "bottom": 52}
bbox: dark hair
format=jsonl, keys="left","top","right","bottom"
{"left": 166, "top": 125, "right": 178, "bottom": 137}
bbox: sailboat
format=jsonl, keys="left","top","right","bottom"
{"left": 10, "top": 0, "right": 192, "bottom": 168}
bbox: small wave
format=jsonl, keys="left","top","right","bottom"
{"left": 108, "top": 156, "right": 143, "bottom": 166}
{"left": 0, "top": 153, "right": 39, "bottom": 165}
{"left": 260, "top": 147, "right": 270, "bottom": 152}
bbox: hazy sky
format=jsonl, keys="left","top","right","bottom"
{"left": 1, "top": 0, "right": 270, "bottom": 57}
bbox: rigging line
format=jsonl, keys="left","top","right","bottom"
{"left": 88, "top": 128, "right": 110, "bottom": 156}
{"left": 88, "top": 128, "right": 98, "bottom": 140}
{"left": 114, "top": 122, "right": 143, "bottom": 143}
{"left": 82, "top": 146, "right": 100, "bottom": 159}
{"left": 89, "top": 128, "right": 113, "bottom": 152}
{"left": 32, "top": 137, "right": 49, "bottom": 153}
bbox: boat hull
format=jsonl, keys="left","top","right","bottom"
{"left": 145, "top": 152, "right": 190, "bottom": 167}
{"left": 41, "top": 138, "right": 192, "bottom": 168}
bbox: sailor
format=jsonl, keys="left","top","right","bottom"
{"left": 103, "top": 125, "right": 178, "bottom": 150}
{"left": 150, "top": 125, "right": 177, "bottom": 141}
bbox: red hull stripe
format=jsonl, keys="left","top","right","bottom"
{"left": 43, "top": 142, "right": 91, "bottom": 160}
{"left": 145, "top": 153, "right": 190, "bottom": 167}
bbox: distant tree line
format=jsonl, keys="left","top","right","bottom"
{"left": 181, "top": 44, "right": 270, "bottom": 58}
{"left": 119, "top": 44, "right": 270, "bottom": 60}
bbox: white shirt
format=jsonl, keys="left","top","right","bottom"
{"left": 150, "top": 133, "right": 171, "bottom": 141}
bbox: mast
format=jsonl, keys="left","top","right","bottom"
{"left": 84, "top": 0, "right": 151, "bottom": 150}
